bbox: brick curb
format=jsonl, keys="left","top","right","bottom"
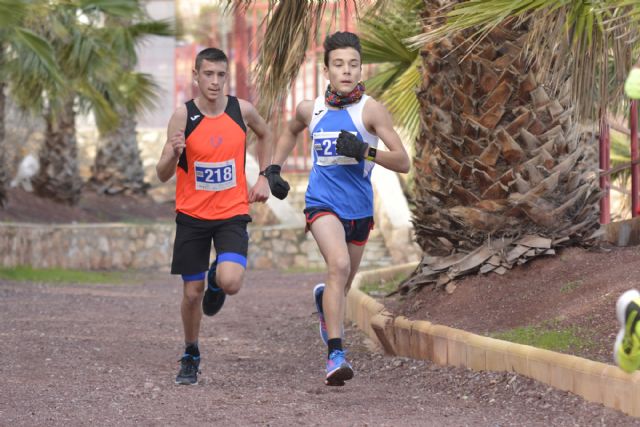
{"left": 345, "top": 262, "right": 640, "bottom": 417}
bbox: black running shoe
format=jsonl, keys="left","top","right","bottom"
{"left": 175, "top": 354, "right": 200, "bottom": 385}
{"left": 202, "top": 261, "right": 225, "bottom": 316}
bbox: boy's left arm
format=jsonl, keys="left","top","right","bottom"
{"left": 365, "top": 100, "right": 410, "bottom": 174}
{"left": 336, "top": 100, "right": 410, "bottom": 173}
{"left": 240, "top": 100, "right": 272, "bottom": 203}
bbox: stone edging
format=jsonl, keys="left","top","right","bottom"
{"left": 345, "top": 262, "right": 640, "bottom": 418}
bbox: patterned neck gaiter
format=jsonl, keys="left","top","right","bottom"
{"left": 325, "top": 81, "right": 366, "bottom": 108}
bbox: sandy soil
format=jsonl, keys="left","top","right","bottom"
{"left": 0, "top": 269, "right": 637, "bottom": 426}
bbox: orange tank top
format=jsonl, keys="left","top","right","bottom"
{"left": 175, "top": 96, "right": 248, "bottom": 220}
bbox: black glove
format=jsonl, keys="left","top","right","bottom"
{"left": 335, "top": 130, "right": 368, "bottom": 161}
{"left": 262, "top": 164, "right": 290, "bottom": 200}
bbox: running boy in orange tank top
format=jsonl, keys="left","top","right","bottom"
{"left": 156, "top": 48, "right": 275, "bottom": 385}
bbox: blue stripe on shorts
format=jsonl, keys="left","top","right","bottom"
{"left": 217, "top": 252, "right": 247, "bottom": 268}
{"left": 181, "top": 272, "right": 206, "bottom": 281}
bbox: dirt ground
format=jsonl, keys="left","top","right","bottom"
{"left": 1, "top": 269, "right": 639, "bottom": 426}
{"left": 2, "top": 189, "right": 640, "bottom": 424}
{"left": 383, "top": 245, "right": 640, "bottom": 364}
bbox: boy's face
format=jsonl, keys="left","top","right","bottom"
{"left": 193, "top": 59, "right": 227, "bottom": 102}
{"left": 323, "top": 47, "right": 362, "bottom": 95}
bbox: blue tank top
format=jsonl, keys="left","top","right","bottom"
{"left": 305, "top": 95, "right": 379, "bottom": 219}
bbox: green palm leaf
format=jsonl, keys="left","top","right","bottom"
{"left": 364, "top": 66, "right": 404, "bottom": 95}
{"left": 75, "top": 80, "right": 119, "bottom": 133}
{"left": 77, "top": 0, "right": 142, "bottom": 17}
{"left": 408, "top": 0, "right": 639, "bottom": 122}
{"left": 0, "top": 0, "right": 27, "bottom": 28}
{"left": 12, "top": 28, "right": 61, "bottom": 82}
{"left": 610, "top": 129, "right": 632, "bottom": 182}
{"left": 110, "top": 71, "right": 160, "bottom": 115}
{"left": 379, "top": 57, "right": 421, "bottom": 140}
{"left": 107, "top": 20, "right": 173, "bottom": 65}
{"left": 359, "top": 0, "right": 422, "bottom": 141}
{"left": 228, "top": 0, "right": 360, "bottom": 117}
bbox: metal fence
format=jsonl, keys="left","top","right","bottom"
{"left": 599, "top": 100, "right": 640, "bottom": 224}
{"left": 173, "top": 2, "right": 362, "bottom": 173}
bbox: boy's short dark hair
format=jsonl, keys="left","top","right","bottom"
{"left": 323, "top": 31, "right": 361, "bottom": 66}
{"left": 195, "top": 48, "right": 228, "bottom": 70}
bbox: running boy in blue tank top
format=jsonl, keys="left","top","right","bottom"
{"left": 264, "top": 31, "right": 410, "bottom": 386}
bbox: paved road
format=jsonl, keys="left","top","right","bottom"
{"left": 0, "top": 270, "right": 637, "bottom": 426}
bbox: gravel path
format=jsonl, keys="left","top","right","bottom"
{"left": 1, "top": 270, "right": 638, "bottom": 426}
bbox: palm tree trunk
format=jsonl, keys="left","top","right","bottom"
{"left": 90, "top": 109, "right": 148, "bottom": 195}
{"left": 33, "top": 96, "right": 82, "bottom": 205}
{"left": 0, "top": 47, "right": 8, "bottom": 207}
{"left": 0, "top": 81, "right": 7, "bottom": 207}
{"left": 402, "top": 7, "right": 601, "bottom": 293}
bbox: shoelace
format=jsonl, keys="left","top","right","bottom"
{"left": 329, "top": 349, "right": 346, "bottom": 361}
{"left": 179, "top": 356, "right": 198, "bottom": 373}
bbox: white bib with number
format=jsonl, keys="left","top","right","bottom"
{"left": 194, "top": 159, "right": 237, "bottom": 191}
{"left": 312, "top": 131, "right": 359, "bottom": 166}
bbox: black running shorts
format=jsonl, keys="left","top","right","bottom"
{"left": 304, "top": 207, "right": 374, "bottom": 246}
{"left": 171, "top": 212, "right": 251, "bottom": 275}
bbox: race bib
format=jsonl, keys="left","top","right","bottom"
{"left": 312, "top": 131, "right": 359, "bottom": 166}
{"left": 194, "top": 159, "right": 237, "bottom": 191}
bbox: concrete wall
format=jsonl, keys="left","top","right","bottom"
{"left": 0, "top": 222, "right": 391, "bottom": 272}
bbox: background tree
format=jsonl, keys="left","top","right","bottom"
{"left": 226, "top": 1, "right": 638, "bottom": 295}
{"left": 0, "top": 0, "right": 59, "bottom": 206}
{"left": 89, "top": 14, "right": 172, "bottom": 196}
{"left": 397, "top": 0, "right": 640, "bottom": 293}
{"left": 10, "top": 0, "right": 153, "bottom": 205}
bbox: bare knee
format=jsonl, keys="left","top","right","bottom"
{"left": 183, "top": 283, "right": 204, "bottom": 306}
{"left": 217, "top": 276, "right": 242, "bottom": 295}
{"left": 327, "top": 258, "right": 351, "bottom": 282}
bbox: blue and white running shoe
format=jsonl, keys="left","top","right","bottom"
{"left": 325, "top": 349, "right": 354, "bottom": 386}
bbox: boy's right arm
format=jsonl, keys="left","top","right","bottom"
{"left": 156, "top": 107, "right": 187, "bottom": 183}
{"left": 261, "top": 101, "right": 312, "bottom": 200}
{"left": 272, "top": 100, "right": 313, "bottom": 166}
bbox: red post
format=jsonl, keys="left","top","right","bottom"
{"left": 631, "top": 100, "right": 639, "bottom": 216}
{"left": 191, "top": 43, "right": 197, "bottom": 99}
{"left": 249, "top": 6, "right": 258, "bottom": 102}
{"left": 599, "top": 114, "right": 611, "bottom": 224}
{"left": 233, "top": 8, "right": 249, "bottom": 99}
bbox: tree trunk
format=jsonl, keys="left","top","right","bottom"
{"left": 402, "top": 7, "right": 601, "bottom": 293}
{"left": 0, "top": 46, "right": 8, "bottom": 207}
{"left": 33, "top": 97, "right": 82, "bottom": 205}
{"left": 0, "top": 81, "right": 7, "bottom": 207}
{"left": 89, "top": 109, "right": 148, "bottom": 195}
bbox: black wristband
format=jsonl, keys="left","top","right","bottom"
{"left": 365, "top": 147, "right": 377, "bottom": 161}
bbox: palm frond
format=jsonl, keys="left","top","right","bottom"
{"left": 379, "top": 56, "right": 421, "bottom": 141}
{"left": 12, "top": 27, "right": 61, "bottom": 83}
{"left": 75, "top": 80, "right": 119, "bottom": 133}
{"left": 126, "top": 19, "right": 174, "bottom": 40}
{"left": 104, "top": 19, "right": 174, "bottom": 67}
{"left": 610, "top": 129, "right": 632, "bottom": 182}
{"left": 251, "top": 0, "right": 327, "bottom": 117}
{"left": 364, "top": 66, "right": 405, "bottom": 95}
{"left": 77, "top": 0, "right": 142, "bottom": 17}
{"left": 359, "top": 0, "right": 422, "bottom": 141}
{"left": 0, "top": 0, "right": 27, "bottom": 28}
{"left": 231, "top": 0, "right": 360, "bottom": 117}
{"left": 110, "top": 71, "right": 161, "bottom": 115}
{"left": 408, "top": 0, "right": 639, "bottom": 122}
